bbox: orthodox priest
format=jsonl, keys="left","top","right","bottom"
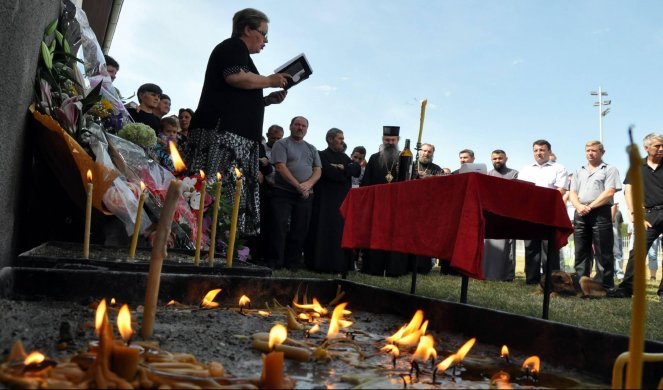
{"left": 359, "top": 126, "right": 410, "bottom": 276}
{"left": 304, "top": 128, "right": 361, "bottom": 273}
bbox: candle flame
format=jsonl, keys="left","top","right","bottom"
{"left": 238, "top": 295, "right": 251, "bottom": 307}
{"left": 293, "top": 297, "right": 328, "bottom": 316}
{"left": 117, "top": 304, "right": 133, "bottom": 342}
{"left": 268, "top": 323, "right": 287, "bottom": 350}
{"left": 491, "top": 371, "right": 512, "bottom": 389}
{"left": 454, "top": 337, "right": 476, "bottom": 364}
{"left": 86, "top": 169, "right": 92, "bottom": 182}
{"left": 110, "top": 298, "right": 116, "bottom": 306}
{"left": 412, "top": 334, "right": 437, "bottom": 362}
{"left": 201, "top": 288, "right": 222, "bottom": 309}
{"left": 436, "top": 354, "right": 456, "bottom": 372}
{"left": 381, "top": 344, "right": 400, "bottom": 358}
{"left": 234, "top": 167, "right": 242, "bottom": 179}
{"left": 140, "top": 181, "right": 146, "bottom": 191}
{"left": 199, "top": 170, "right": 206, "bottom": 180}
{"left": 501, "top": 345, "right": 509, "bottom": 358}
{"left": 386, "top": 310, "right": 426, "bottom": 347}
{"left": 167, "top": 300, "right": 177, "bottom": 306}
{"left": 24, "top": 351, "right": 45, "bottom": 366}
{"left": 95, "top": 299, "right": 107, "bottom": 336}
{"left": 258, "top": 310, "right": 271, "bottom": 317}
{"left": 216, "top": 172, "right": 222, "bottom": 181}
{"left": 308, "top": 324, "right": 320, "bottom": 334}
{"left": 522, "top": 355, "right": 541, "bottom": 374}
{"left": 169, "top": 140, "right": 186, "bottom": 172}
{"left": 327, "top": 302, "right": 352, "bottom": 338}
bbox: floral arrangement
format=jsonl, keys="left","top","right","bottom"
{"left": 118, "top": 122, "right": 157, "bottom": 148}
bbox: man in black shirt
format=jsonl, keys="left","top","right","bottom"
{"left": 608, "top": 133, "right": 663, "bottom": 298}
{"left": 126, "top": 83, "right": 162, "bottom": 134}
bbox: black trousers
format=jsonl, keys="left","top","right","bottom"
{"left": 266, "top": 188, "right": 313, "bottom": 269}
{"left": 620, "top": 208, "right": 663, "bottom": 294}
{"left": 524, "top": 239, "right": 560, "bottom": 284}
{"left": 573, "top": 205, "right": 615, "bottom": 288}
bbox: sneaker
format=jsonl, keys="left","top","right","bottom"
{"left": 605, "top": 288, "right": 632, "bottom": 298}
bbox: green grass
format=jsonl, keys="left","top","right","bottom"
{"left": 272, "top": 267, "right": 663, "bottom": 341}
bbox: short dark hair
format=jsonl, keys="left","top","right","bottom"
{"left": 267, "top": 124, "right": 283, "bottom": 134}
{"left": 178, "top": 108, "right": 195, "bottom": 118}
{"left": 533, "top": 139, "right": 551, "bottom": 150}
{"left": 104, "top": 55, "right": 119, "bottom": 70}
{"left": 326, "top": 128, "right": 343, "bottom": 143}
{"left": 352, "top": 146, "right": 366, "bottom": 156}
{"left": 160, "top": 94, "right": 171, "bottom": 101}
{"left": 232, "top": 8, "right": 269, "bottom": 38}
{"left": 491, "top": 149, "right": 506, "bottom": 155}
{"left": 137, "top": 83, "right": 162, "bottom": 103}
{"left": 290, "top": 116, "right": 309, "bottom": 126}
{"left": 459, "top": 149, "right": 475, "bottom": 157}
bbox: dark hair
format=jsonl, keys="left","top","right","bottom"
{"left": 160, "top": 94, "right": 171, "bottom": 101}
{"left": 533, "top": 139, "right": 552, "bottom": 150}
{"left": 267, "top": 124, "right": 283, "bottom": 134}
{"left": 160, "top": 116, "right": 179, "bottom": 131}
{"left": 137, "top": 83, "right": 162, "bottom": 103}
{"left": 326, "top": 128, "right": 343, "bottom": 143}
{"left": 232, "top": 8, "right": 269, "bottom": 38}
{"left": 290, "top": 116, "right": 309, "bottom": 126}
{"left": 459, "top": 149, "right": 475, "bottom": 157}
{"left": 178, "top": 108, "right": 195, "bottom": 118}
{"left": 492, "top": 149, "right": 506, "bottom": 155}
{"left": 352, "top": 146, "right": 366, "bottom": 155}
{"left": 104, "top": 54, "right": 119, "bottom": 69}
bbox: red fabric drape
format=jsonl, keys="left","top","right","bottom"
{"left": 340, "top": 173, "right": 574, "bottom": 279}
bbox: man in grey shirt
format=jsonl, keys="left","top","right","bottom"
{"left": 568, "top": 140, "right": 621, "bottom": 288}
{"left": 266, "top": 116, "right": 321, "bottom": 270}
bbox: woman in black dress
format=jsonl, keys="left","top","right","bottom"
{"left": 185, "top": 8, "right": 289, "bottom": 236}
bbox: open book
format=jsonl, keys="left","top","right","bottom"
{"left": 274, "top": 53, "right": 313, "bottom": 90}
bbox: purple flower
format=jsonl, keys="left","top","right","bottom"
{"left": 56, "top": 96, "right": 82, "bottom": 134}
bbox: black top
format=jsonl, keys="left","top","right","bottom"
{"left": 191, "top": 37, "right": 265, "bottom": 141}
{"left": 624, "top": 158, "right": 663, "bottom": 208}
{"left": 126, "top": 107, "right": 160, "bottom": 135}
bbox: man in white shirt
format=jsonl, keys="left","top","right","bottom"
{"left": 519, "top": 139, "right": 569, "bottom": 284}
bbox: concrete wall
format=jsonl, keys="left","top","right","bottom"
{"left": 0, "top": 0, "right": 61, "bottom": 267}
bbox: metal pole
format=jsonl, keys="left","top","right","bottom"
{"left": 598, "top": 86, "right": 603, "bottom": 143}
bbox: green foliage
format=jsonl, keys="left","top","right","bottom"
{"left": 117, "top": 123, "right": 158, "bottom": 148}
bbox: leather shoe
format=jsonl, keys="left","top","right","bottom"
{"left": 606, "top": 288, "right": 632, "bottom": 298}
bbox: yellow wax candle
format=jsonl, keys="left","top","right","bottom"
{"left": 141, "top": 179, "right": 184, "bottom": 339}
{"left": 625, "top": 129, "right": 647, "bottom": 389}
{"left": 128, "top": 181, "right": 146, "bottom": 259}
{"left": 227, "top": 168, "right": 242, "bottom": 267}
{"left": 83, "top": 169, "right": 93, "bottom": 259}
{"left": 417, "top": 99, "right": 428, "bottom": 146}
{"left": 260, "top": 324, "right": 287, "bottom": 389}
{"left": 111, "top": 344, "right": 140, "bottom": 381}
{"left": 208, "top": 173, "right": 222, "bottom": 266}
{"left": 194, "top": 170, "right": 207, "bottom": 266}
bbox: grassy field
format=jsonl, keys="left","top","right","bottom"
{"left": 272, "top": 256, "right": 663, "bottom": 341}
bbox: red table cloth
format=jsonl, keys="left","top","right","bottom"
{"left": 340, "top": 173, "right": 574, "bottom": 279}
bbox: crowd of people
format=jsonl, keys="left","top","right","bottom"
{"left": 104, "top": 8, "right": 663, "bottom": 300}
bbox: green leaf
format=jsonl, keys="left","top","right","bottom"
{"left": 80, "top": 82, "right": 103, "bottom": 114}
{"left": 40, "top": 41, "right": 53, "bottom": 70}
{"left": 54, "top": 30, "right": 64, "bottom": 47}
{"left": 43, "top": 19, "right": 58, "bottom": 37}
{"left": 49, "top": 39, "right": 56, "bottom": 54}
{"left": 63, "top": 38, "right": 71, "bottom": 55}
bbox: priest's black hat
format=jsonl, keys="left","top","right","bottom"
{"left": 383, "top": 126, "right": 400, "bottom": 136}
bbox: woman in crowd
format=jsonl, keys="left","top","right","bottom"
{"left": 184, "top": 8, "right": 290, "bottom": 236}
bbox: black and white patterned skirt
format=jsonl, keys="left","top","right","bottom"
{"left": 185, "top": 127, "right": 260, "bottom": 236}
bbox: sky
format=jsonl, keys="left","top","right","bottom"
{"left": 108, "top": 0, "right": 663, "bottom": 220}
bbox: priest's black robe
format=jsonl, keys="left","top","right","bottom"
{"left": 358, "top": 152, "right": 410, "bottom": 276}
{"left": 304, "top": 148, "right": 360, "bottom": 273}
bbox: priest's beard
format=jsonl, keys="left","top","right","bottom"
{"left": 379, "top": 144, "right": 400, "bottom": 168}
{"left": 419, "top": 155, "right": 432, "bottom": 165}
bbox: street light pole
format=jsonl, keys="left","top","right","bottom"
{"left": 590, "top": 87, "right": 611, "bottom": 143}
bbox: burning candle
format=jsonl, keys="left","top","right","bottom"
{"left": 239, "top": 295, "right": 251, "bottom": 313}
{"left": 83, "top": 169, "right": 93, "bottom": 259}
{"left": 626, "top": 129, "right": 647, "bottom": 389}
{"left": 500, "top": 345, "right": 510, "bottom": 364}
{"left": 417, "top": 99, "right": 428, "bottom": 146}
{"left": 141, "top": 143, "right": 186, "bottom": 339}
{"left": 207, "top": 172, "right": 222, "bottom": 266}
{"left": 128, "top": 181, "right": 146, "bottom": 259}
{"left": 194, "top": 170, "right": 207, "bottom": 266}
{"left": 111, "top": 304, "right": 139, "bottom": 380}
{"left": 226, "top": 167, "right": 242, "bottom": 267}
{"left": 252, "top": 332, "right": 311, "bottom": 362}
{"left": 522, "top": 355, "right": 540, "bottom": 380}
{"left": 260, "top": 324, "right": 286, "bottom": 389}
{"left": 201, "top": 288, "right": 222, "bottom": 309}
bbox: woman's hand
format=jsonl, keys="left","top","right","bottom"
{"left": 267, "top": 72, "right": 292, "bottom": 88}
{"left": 265, "top": 90, "right": 287, "bottom": 106}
